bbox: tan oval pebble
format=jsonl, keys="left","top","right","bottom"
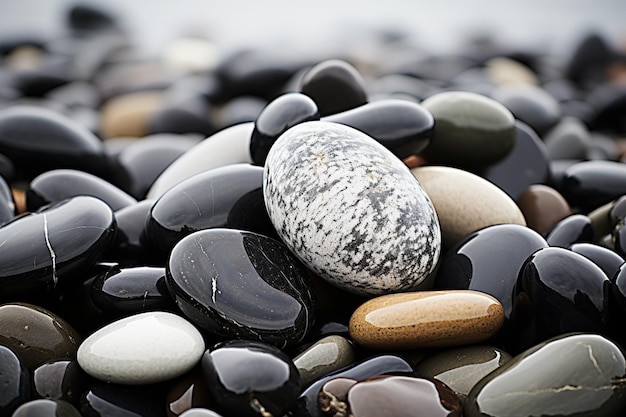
{"left": 517, "top": 184, "right": 571, "bottom": 235}
{"left": 484, "top": 57, "right": 539, "bottom": 86}
{"left": 411, "top": 166, "right": 525, "bottom": 248}
{"left": 100, "top": 91, "right": 164, "bottom": 138}
{"left": 349, "top": 290, "right": 504, "bottom": 350}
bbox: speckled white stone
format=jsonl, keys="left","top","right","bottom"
{"left": 77, "top": 311, "right": 205, "bottom": 385}
{"left": 263, "top": 121, "right": 441, "bottom": 296}
{"left": 146, "top": 122, "right": 253, "bottom": 198}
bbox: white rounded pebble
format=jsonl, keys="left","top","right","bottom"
{"left": 146, "top": 122, "right": 253, "bottom": 198}
{"left": 263, "top": 121, "right": 441, "bottom": 296}
{"left": 77, "top": 311, "right": 205, "bottom": 385}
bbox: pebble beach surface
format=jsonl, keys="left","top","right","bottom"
{"left": 1, "top": 2, "right": 626, "bottom": 417}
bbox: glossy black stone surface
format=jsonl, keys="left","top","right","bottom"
{"left": 32, "top": 359, "right": 90, "bottom": 406}
{"left": 12, "top": 399, "right": 83, "bottom": 417}
{"left": 0, "top": 174, "right": 17, "bottom": 226}
{"left": 478, "top": 121, "right": 550, "bottom": 201}
{"left": 202, "top": 340, "right": 301, "bottom": 417}
{"left": 146, "top": 164, "right": 276, "bottom": 254}
{"left": 299, "top": 59, "right": 368, "bottom": 116}
{"left": 107, "top": 199, "right": 156, "bottom": 265}
{"left": 561, "top": 160, "right": 626, "bottom": 211}
{"left": 435, "top": 224, "right": 548, "bottom": 321}
{"left": 511, "top": 247, "right": 610, "bottom": 350}
{"left": 0, "top": 105, "right": 107, "bottom": 178}
{"left": 465, "top": 333, "right": 626, "bottom": 417}
{"left": 569, "top": 242, "right": 624, "bottom": 279}
{"left": 323, "top": 99, "right": 434, "bottom": 159}
{"left": 26, "top": 169, "right": 137, "bottom": 212}
{"left": 91, "top": 265, "right": 175, "bottom": 318}
{"left": 545, "top": 214, "right": 594, "bottom": 247}
{"left": 0, "top": 196, "right": 116, "bottom": 298}
{"left": 80, "top": 382, "right": 168, "bottom": 417}
{"left": 250, "top": 92, "right": 319, "bottom": 165}
{"left": 0, "top": 345, "right": 30, "bottom": 417}
{"left": 292, "top": 354, "right": 415, "bottom": 417}
{"left": 166, "top": 228, "right": 316, "bottom": 348}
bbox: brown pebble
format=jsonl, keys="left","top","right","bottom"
{"left": 11, "top": 188, "right": 26, "bottom": 214}
{"left": 349, "top": 290, "right": 504, "bottom": 350}
{"left": 99, "top": 91, "right": 163, "bottom": 138}
{"left": 517, "top": 184, "right": 571, "bottom": 235}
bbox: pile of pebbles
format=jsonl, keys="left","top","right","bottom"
{"left": 1, "top": 3, "right": 626, "bottom": 417}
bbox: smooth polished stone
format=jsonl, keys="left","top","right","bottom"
{"left": 148, "top": 95, "right": 216, "bottom": 137}
{"left": 545, "top": 214, "right": 594, "bottom": 247}
{"left": 349, "top": 290, "right": 504, "bottom": 350}
{"left": 202, "top": 340, "right": 301, "bottom": 417}
{"left": 145, "top": 164, "right": 275, "bottom": 254}
{"left": 299, "top": 59, "right": 368, "bottom": 116}
{"left": 543, "top": 116, "right": 592, "bottom": 160}
{"left": 80, "top": 382, "right": 168, "bottom": 417}
{"left": 512, "top": 247, "right": 610, "bottom": 350}
{"left": 0, "top": 174, "right": 17, "bottom": 225}
{"left": 292, "top": 355, "right": 415, "bottom": 417}
{"left": 77, "top": 311, "right": 205, "bottom": 385}
{"left": 250, "top": 92, "right": 319, "bottom": 165}
{"left": 0, "top": 345, "right": 30, "bottom": 417}
{"left": 166, "top": 229, "right": 316, "bottom": 348}
{"left": 109, "top": 134, "right": 201, "bottom": 200}
{"left": 108, "top": 199, "right": 156, "bottom": 265}
{"left": 412, "top": 166, "right": 525, "bottom": 248}
{"left": 478, "top": 121, "right": 550, "bottom": 201}
{"left": 562, "top": 160, "right": 626, "bottom": 211}
{"left": 146, "top": 122, "right": 254, "bottom": 199}
{"left": 264, "top": 121, "right": 440, "bottom": 296}
{"left": 90, "top": 266, "right": 175, "bottom": 318}
{"left": 0, "top": 196, "right": 116, "bottom": 298}
{"left": 517, "top": 184, "right": 572, "bottom": 235}
{"left": 0, "top": 105, "right": 107, "bottom": 177}
{"left": 26, "top": 169, "right": 137, "bottom": 212}
{"left": 613, "top": 263, "right": 626, "bottom": 314}
{"left": 435, "top": 224, "right": 548, "bottom": 321}
{"left": 293, "top": 335, "right": 356, "bottom": 388}
{"left": 588, "top": 200, "right": 614, "bottom": 240}
{"left": 420, "top": 91, "right": 516, "bottom": 167}
{"left": 570, "top": 242, "right": 624, "bottom": 279}
{"left": 465, "top": 333, "right": 626, "bottom": 417}
{"left": 0, "top": 303, "right": 82, "bottom": 372}
{"left": 33, "top": 359, "right": 89, "bottom": 405}
{"left": 99, "top": 90, "right": 163, "bottom": 138}
{"left": 610, "top": 195, "right": 626, "bottom": 225}
{"left": 484, "top": 57, "right": 539, "bottom": 86}
{"left": 415, "top": 345, "right": 512, "bottom": 402}
{"left": 166, "top": 367, "right": 214, "bottom": 417}
{"left": 319, "top": 375, "right": 462, "bottom": 417}
{"left": 491, "top": 84, "right": 561, "bottom": 135}
{"left": 324, "top": 99, "right": 434, "bottom": 159}
{"left": 612, "top": 223, "right": 626, "bottom": 259}
{"left": 215, "top": 96, "right": 267, "bottom": 127}
{"left": 12, "top": 399, "right": 82, "bottom": 417}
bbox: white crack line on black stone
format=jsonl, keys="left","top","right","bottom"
{"left": 182, "top": 190, "right": 203, "bottom": 217}
{"left": 42, "top": 213, "right": 58, "bottom": 287}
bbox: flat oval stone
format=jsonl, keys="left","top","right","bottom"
{"left": 465, "top": 333, "right": 626, "bottom": 417}
{"left": 12, "top": 399, "right": 82, "bottom": 417}
{"left": 570, "top": 242, "right": 624, "bottom": 279}
{"left": 145, "top": 164, "right": 276, "bottom": 254}
{"left": 90, "top": 265, "right": 175, "bottom": 318}
{"left": 349, "top": 290, "right": 504, "bottom": 350}
{"left": 26, "top": 169, "right": 137, "bottom": 212}
{"left": 415, "top": 345, "right": 512, "bottom": 402}
{"left": 543, "top": 116, "right": 592, "bottom": 160}
{"left": 517, "top": 184, "right": 572, "bottom": 234}
{"left": 299, "top": 59, "right": 368, "bottom": 116}
{"left": 0, "top": 196, "right": 116, "bottom": 298}
{"left": 512, "top": 247, "right": 611, "bottom": 350}
{"left": 77, "top": 311, "right": 205, "bottom": 385}
{"left": 0, "top": 303, "right": 82, "bottom": 372}
{"left": 435, "top": 224, "right": 548, "bottom": 323}
{"left": 0, "top": 345, "right": 30, "bottom": 416}
{"left": 264, "top": 121, "right": 440, "bottom": 296}
{"left": 292, "top": 355, "right": 415, "bottom": 417}
{"left": 545, "top": 214, "right": 594, "bottom": 247}
{"left": 562, "top": 160, "right": 626, "bottom": 211}
{"left": 293, "top": 335, "right": 356, "bottom": 387}
{"left": 0, "top": 105, "right": 107, "bottom": 178}
{"left": 33, "top": 359, "right": 89, "bottom": 405}
{"left": 202, "top": 340, "right": 301, "bottom": 417}
{"left": 250, "top": 92, "right": 319, "bottom": 165}
{"left": 420, "top": 91, "right": 516, "bottom": 167}
{"left": 166, "top": 229, "right": 317, "bottom": 348}
{"left": 323, "top": 99, "right": 434, "bottom": 159}
{"left": 411, "top": 166, "right": 526, "bottom": 248}
{"left": 146, "top": 122, "right": 254, "bottom": 198}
